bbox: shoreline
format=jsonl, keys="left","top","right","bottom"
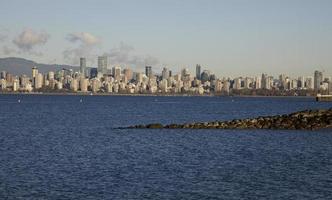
{"left": 0, "top": 92, "right": 316, "bottom": 98}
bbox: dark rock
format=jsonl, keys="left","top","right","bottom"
{"left": 146, "top": 123, "right": 163, "bottom": 129}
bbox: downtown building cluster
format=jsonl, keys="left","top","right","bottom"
{"left": 0, "top": 56, "right": 331, "bottom": 96}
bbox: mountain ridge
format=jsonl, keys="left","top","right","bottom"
{"left": 0, "top": 57, "right": 79, "bottom": 76}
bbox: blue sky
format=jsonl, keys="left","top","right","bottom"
{"left": 0, "top": 0, "right": 331, "bottom": 77}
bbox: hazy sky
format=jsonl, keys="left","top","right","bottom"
{"left": 0, "top": 0, "right": 331, "bottom": 77}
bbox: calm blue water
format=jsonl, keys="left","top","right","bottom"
{"left": 0, "top": 95, "right": 331, "bottom": 199}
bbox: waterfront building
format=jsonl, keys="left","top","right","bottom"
{"left": 254, "top": 77, "right": 261, "bottom": 89}
{"left": 196, "top": 64, "right": 201, "bottom": 80}
{"left": 298, "top": 76, "right": 305, "bottom": 89}
{"left": 136, "top": 73, "right": 143, "bottom": 84}
{"left": 56, "top": 82, "right": 63, "bottom": 90}
{"left": 80, "top": 57, "right": 86, "bottom": 76}
{"left": 314, "top": 70, "right": 323, "bottom": 91}
{"left": 13, "top": 79, "right": 19, "bottom": 92}
{"left": 201, "top": 70, "right": 210, "bottom": 83}
{"left": 97, "top": 56, "right": 108, "bottom": 75}
{"left": 162, "top": 67, "right": 169, "bottom": 80}
{"left": 0, "top": 71, "right": 6, "bottom": 79}
{"left": 79, "top": 78, "right": 89, "bottom": 92}
{"left": 70, "top": 79, "right": 78, "bottom": 92}
{"left": 35, "top": 73, "right": 43, "bottom": 89}
{"left": 145, "top": 66, "right": 152, "bottom": 77}
{"left": 90, "top": 68, "right": 98, "bottom": 79}
{"left": 32, "top": 67, "right": 38, "bottom": 79}
{"left": 306, "top": 77, "right": 314, "bottom": 90}
{"left": 47, "top": 71, "right": 54, "bottom": 81}
{"left": 0, "top": 79, "right": 7, "bottom": 90}
{"left": 123, "top": 68, "right": 133, "bottom": 81}
{"left": 233, "top": 77, "right": 242, "bottom": 90}
{"left": 91, "top": 78, "right": 101, "bottom": 93}
{"left": 214, "top": 79, "right": 223, "bottom": 92}
{"left": 114, "top": 66, "right": 122, "bottom": 81}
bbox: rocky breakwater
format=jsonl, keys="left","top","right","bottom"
{"left": 128, "top": 108, "right": 332, "bottom": 130}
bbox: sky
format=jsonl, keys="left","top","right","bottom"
{"left": 0, "top": 0, "right": 331, "bottom": 77}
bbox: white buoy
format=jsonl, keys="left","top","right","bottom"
{"left": 80, "top": 99, "right": 83, "bottom": 103}
{"left": 18, "top": 99, "right": 21, "bottom": 103}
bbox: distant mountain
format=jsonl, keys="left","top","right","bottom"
{"left": 0, "top": 57, "right": 79, "bottom": 76}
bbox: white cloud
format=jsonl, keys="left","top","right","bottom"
{"left": 13, "top": 28, "right": 49, "bottom": 52}
{"left": 63, "top": 32, "right": 101, "bottom": 65}
{"left": 103, "top": 42, "right": 159, "bottom": 67}
{"left": 66, "top": 32, "right": 100, "bottom": 46}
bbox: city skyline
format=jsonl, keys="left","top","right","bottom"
{"left": 0, "top": 55, "right": 331, "bottom": 96}
{"left": 0, "top": 0, "right": 332, "bottom": 77}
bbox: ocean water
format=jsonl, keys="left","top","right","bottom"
{"left": 0, "top": 95, "right": 331, "bottom": 199}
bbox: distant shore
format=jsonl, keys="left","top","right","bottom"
{"left": 0, "top": 92, "right": 317, "bottom": 98}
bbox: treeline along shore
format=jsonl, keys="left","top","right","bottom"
{"left": 125, "top": 108, "right": 332, "bottom": 130}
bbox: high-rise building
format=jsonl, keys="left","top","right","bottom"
{"left": 0, "top": 71, "right": 6, "bottom": 79}
{"left": 32, "top": 67, "right": 38, "bottom": 78}
{"left": 35, "top": 73, "right": 43, "bottom": 89}
{"left": 80, "top": 57, "right": 86, "bottom": 76}
{"left": 314, "top": 70, "right": 323, "bottom": 91}
{"left": 162, "top": 67, "right": 169, "bottom": 80}
{"left": 48, "top": 71, "right": 55, "bottom": 80}
{"left": 90, "top": 68, "right": 98, "bottom": 79}
{"left": 196, "top": 64, "right": 201, "bottom": 80}
{"left": 97, "top": 56, "right": 108, "bottom": 75}
{"left": 114, "top": 66, "right": 122, "bottom": 81}
{"left": 145, "top": 66, "right": 152, "bottom": 77}
{"left": 201, "top": 70, "right": 210, "bottom": 83}
{"left": 123, "top": 68, "right": 133, "bottom": 81}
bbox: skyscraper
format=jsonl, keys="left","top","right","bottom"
{"left": 80, "top": 57, "right": 86, "bottom": 76}
{"left": 124, "top": 68, "right": 133, "bottom": 81}
{"left": 314, "top": 70, "right": 323, "bottom": 91}
{"left": 32, "top": 67, "right": 38, "bottom": 88}
{"left": 196, "top": 64, "right": 201, "bottom": 80}
{"left": 98, "top": 56, "right": 108, "bottom": 75}
{"left": 145, "top": 66, "right": 152, "bottom": 77}
{"left": 162, "top": 67, "right": 169, "bottom": 80}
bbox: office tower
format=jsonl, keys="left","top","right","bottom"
{"left": 70, "top": 79, "right": 79, "bottom": 92}
{"left": 201, "top": 70, "right": 210, "bottom": 83}
{"left": 79, "top": 77, "right": 89, "bottom": 92}
{"left": 13, "top": 79, "right": 19, "bottom": 91}
{"left": 314, "top": 70, "right": 323, "bottom": 91}
{"left": 136, "top": 73, "right": 143, "bottom": 84}
{"left": 35, "top": 73, "right": 43, "bottom": 89}
{"left": 5, "top": 73, "right": 13, "bottom": 85}
{"left": 124, "top": 68, "right": 133, "bottom": 81}
{"left": 48, "top": 71, "right": 55, "bottom": 80}
{"left": 0, "top": 79, "right": 6, "bottom": 90}
{"left": 90, "top": 68, "right": 98, "bottom": 79}
{"left": 196, "top": 64, "right": 201, "bottom": 80}
{"left": 31, "top": 67, "right": 38, "bottom": 88}
{"left": 114, "top": 66, "right": 121, "bottom": 81}
{"left": 0, "top": 71, "right": 6, "bottom": 79}
{"left": 233, "top": 78, "right": 242, "bottom": 89}
{"left": 145, "top": 66, "right": 152, "bottom": 77}
{"left": 261, "top": 73, "right": 272, "bottom": 89}
{"left": 169, "top": 70, "right": 172, "bottom": 77}
{"left": 298, "top": 76, "right": 305, "bottom": 89}
{"left": 305, "top": 77, "right": 314, "bottom": 90}
{"left": 98, "top": 56, "right": 108, "bottom": 75}
{"left": 32, "top": 67, "right": 38, "bottom": 78}
{"left": 162, "top": 67, "right": 169, "bottom": 80}
{"left": 80, "top": 57, "right": 86, "bottom": 76}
